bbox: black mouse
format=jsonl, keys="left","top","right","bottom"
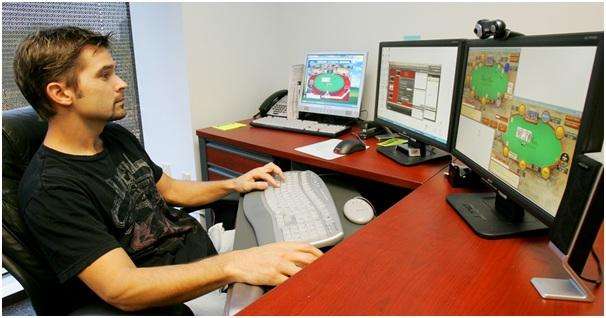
{"left": 334, "top": 139, "right": 366, "bottom": 155}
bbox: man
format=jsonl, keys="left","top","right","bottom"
{"left": 15, "top": 26, "right": 322, "bottom": 313}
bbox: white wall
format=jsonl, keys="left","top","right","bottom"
{"left": 181, "top": 3, "right": 287, "bottom": 179}
{"left": 133, "top": 2, "right": 603, "bottom": 180}
{"left": 130, "top": 3, "right": 197, "bottom": 180}
{"left": 271, "top": 3, "right": 604, "bottom": 121}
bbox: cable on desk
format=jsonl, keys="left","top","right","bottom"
{"left": 579, "top": 247, "right": 603, "bottom": 285}
{"left": 380, "top": 125, "right": 407, "bottom": 139}
{"left": 351, "top": 132, "right": 368, "bottom": 146}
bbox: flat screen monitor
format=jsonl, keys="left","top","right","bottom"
{"left": 374, "top": 39, "right": 464, "bottom": 165}
{"left": 449, "top": 32, "right": 603, "bottom": 237}
{"left": 298, "top": 51, "right": 367, "bottom": 119}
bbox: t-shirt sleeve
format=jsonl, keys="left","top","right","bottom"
{"left": 23, "top": 187, "right": 121, "bottom": 283}
{"left": 111, "top": 124, "right": 163, "bottom": 182}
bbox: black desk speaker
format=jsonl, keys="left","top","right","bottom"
{"left": 550, "top": 153, "right": 604, "bottom": 275}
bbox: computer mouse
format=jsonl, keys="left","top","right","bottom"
{"left": 343, "top": 197, "right": 375, "bottom": 225}
{"left": 333, "top": 139, "right": 366, "bottom": 155}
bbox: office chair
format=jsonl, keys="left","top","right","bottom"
{"left": 2, "top": 106, "right": 199, "bottom": 315}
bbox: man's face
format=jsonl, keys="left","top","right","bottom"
{"left": 70, "top": 45, "right": 128, "bottom": 122}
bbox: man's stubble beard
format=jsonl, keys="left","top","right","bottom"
{"left": 108, "top": 103, "right": 127, "bottom": 122}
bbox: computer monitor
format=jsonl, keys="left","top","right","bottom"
{"left": 448, "top": 32, "right": 603, "bottom": 238}
{"left": 374, "top": 39, "right": 465, "bottom": 165}
{"left": 298, "top": 51, "right": 367, "bottom": 119}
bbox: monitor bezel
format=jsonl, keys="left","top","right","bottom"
{"left": 450, "top": 32, "right": 604, "bottom": 227}
{"left": 298, "top": 50, "right": 368, "bottom": 119}
{"left": 373, "top": 39, "right": 466, "bottom": 152}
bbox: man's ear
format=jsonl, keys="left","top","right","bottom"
{"left": 46, "top": 81, "right": 75, "bottom": 109}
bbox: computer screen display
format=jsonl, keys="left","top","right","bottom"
{"left": 454, "top": 39, "right": 600, "bottom": 217}
{"left": 375, "top": 41, "right": 462, "bottom": 148}
{"left": 299, "top": 52, "right": 367, "bottom": 118}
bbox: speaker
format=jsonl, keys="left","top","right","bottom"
{"left": 550, "top": 153, "right": 604, "bottom": 275}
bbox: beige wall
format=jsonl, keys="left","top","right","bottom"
{"left": 182, "top": 4, "right": 287, "bottom": 178}
{"left": 180, "top": 2, "right": 603, "bottom": 179}
{"left": 271, "top": 2, "right": 604, "bottom": 120}
{"left": 182, "top": 3, "right": 286, "bottom": 133}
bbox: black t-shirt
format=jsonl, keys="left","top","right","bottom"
{"left": 19, "top": 124, "right": 217, "bottom": 285}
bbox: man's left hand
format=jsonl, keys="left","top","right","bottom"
{"left": 232, "top": 162, "right": 286, "bottom": 193}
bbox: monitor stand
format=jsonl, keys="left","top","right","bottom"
{"left": 446, "top": 191, "right": 548, "bottom": 239}
{"left": 377, "top": 138, "right": 450, "bottom": 166}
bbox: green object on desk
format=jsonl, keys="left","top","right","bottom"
{"left": 213, "top": 122, "right": 246, "bottom": 131}
{"left": 377, "top": 138, "right": 407, "bottom": 147}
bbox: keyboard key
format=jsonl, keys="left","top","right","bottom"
{"left": 244, "top": 170, "right": 344, "bottom": 248}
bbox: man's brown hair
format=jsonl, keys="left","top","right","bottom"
{"left": 13, "top": 26, "right": 112, "bottom": 120}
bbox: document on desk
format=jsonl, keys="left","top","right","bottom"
{"left": 295, "top": 139, "right": 344, "bottom": 160}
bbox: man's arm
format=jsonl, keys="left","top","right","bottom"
{"left": 156, "top": 162, "right": 285, "bottom": 207}
{"left": 78, "top": 241, "right": 322, "bottom": 312}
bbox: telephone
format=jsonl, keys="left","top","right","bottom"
{"left": 257, "top": 89, "right": 288, "bottom": 118}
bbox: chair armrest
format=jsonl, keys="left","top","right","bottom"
{"left": 173, "top": 193, "right": 240, "bottom": 230}
{"left": 175, "top": 194, "right": 239, "bottom": 214}
{"left": 179, "top": 201, "right": 225, "bottom": 214}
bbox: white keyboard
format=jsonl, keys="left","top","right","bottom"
{"left": 250, "top": 116, "right": 350, "bottom": 137}
{"left": 242, "top": 170, "right": 344, "bottom": 248}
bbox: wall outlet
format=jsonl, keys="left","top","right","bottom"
{"left": 182, "top": 172, "right": 191, "bottom": 181}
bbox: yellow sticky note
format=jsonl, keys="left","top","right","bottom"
{"left": 213, "top": 122, "right": 247, "bottom": 131}
{"left": 377, "top": 138, "right": 407, "bottom": 147}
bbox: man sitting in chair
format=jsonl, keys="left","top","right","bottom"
{"left": 15, "top": 26, "right": 322, "bottom": 312}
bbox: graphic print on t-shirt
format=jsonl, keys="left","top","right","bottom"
{"left": 105, "top": 154, "right": 189, "bottom": 251}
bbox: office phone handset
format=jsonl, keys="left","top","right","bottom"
{"left": 256, "top": 89, "right": 288, "bottom": 118}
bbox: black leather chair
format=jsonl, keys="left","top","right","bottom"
{"left": 2, "top": 106, "right": 198, "bottom": 315}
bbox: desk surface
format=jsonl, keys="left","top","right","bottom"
{"left": 197, "top": 121, "right": 603, "bottom": 315}
{"left": 238, "top": 168, "right": 603, "bottom": 315}
{"left": 196, "top": 120, "right": 447, "bottom": 189}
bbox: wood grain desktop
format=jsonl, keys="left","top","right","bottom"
{"left": 197, "top": 120, "right": 447, "bottom": 189}
{"left": 196, "top": 120, "right": 603, "bottom": 315}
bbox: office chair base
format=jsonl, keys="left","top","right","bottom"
{"left": 531, "top": 277, "right": 594, "bottom": 302}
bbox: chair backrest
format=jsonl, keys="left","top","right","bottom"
{"left": 2, "top": 106, "right": 77, "bottom": 315}
{"left": 2, "top": 107, "right": 197, "bottom": 316}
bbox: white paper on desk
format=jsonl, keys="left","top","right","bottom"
{"left": 295, "top": 139, "right": 344, "bottom": 160}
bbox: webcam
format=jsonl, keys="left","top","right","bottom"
{"left": 474, "top": 19, "right": 523, "bottom": 40}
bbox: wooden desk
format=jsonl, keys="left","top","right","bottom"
{"left": 196, "top": 120, "right": 446, "bottom": 189}
{"left": 196, "top": 122, "right": 603, "bottom": 315}
{"left": 239, "top": 169, "right": 603, "bottom": 315}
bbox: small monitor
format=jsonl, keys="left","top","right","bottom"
{"left": 449, "top": 32, "right": 603, "bottom": 238}
{"left": 298, "top": 51, "right": 367, "bottom": 119}
{"left": 374, "top": 39, "right": 464, "bottom": 165}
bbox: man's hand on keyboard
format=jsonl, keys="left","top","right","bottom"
{"left": 224, "top": 242, "right": 323, "bottom": 286}
{"left": 232, "top": 162, "right": 286, "bottom": 193}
